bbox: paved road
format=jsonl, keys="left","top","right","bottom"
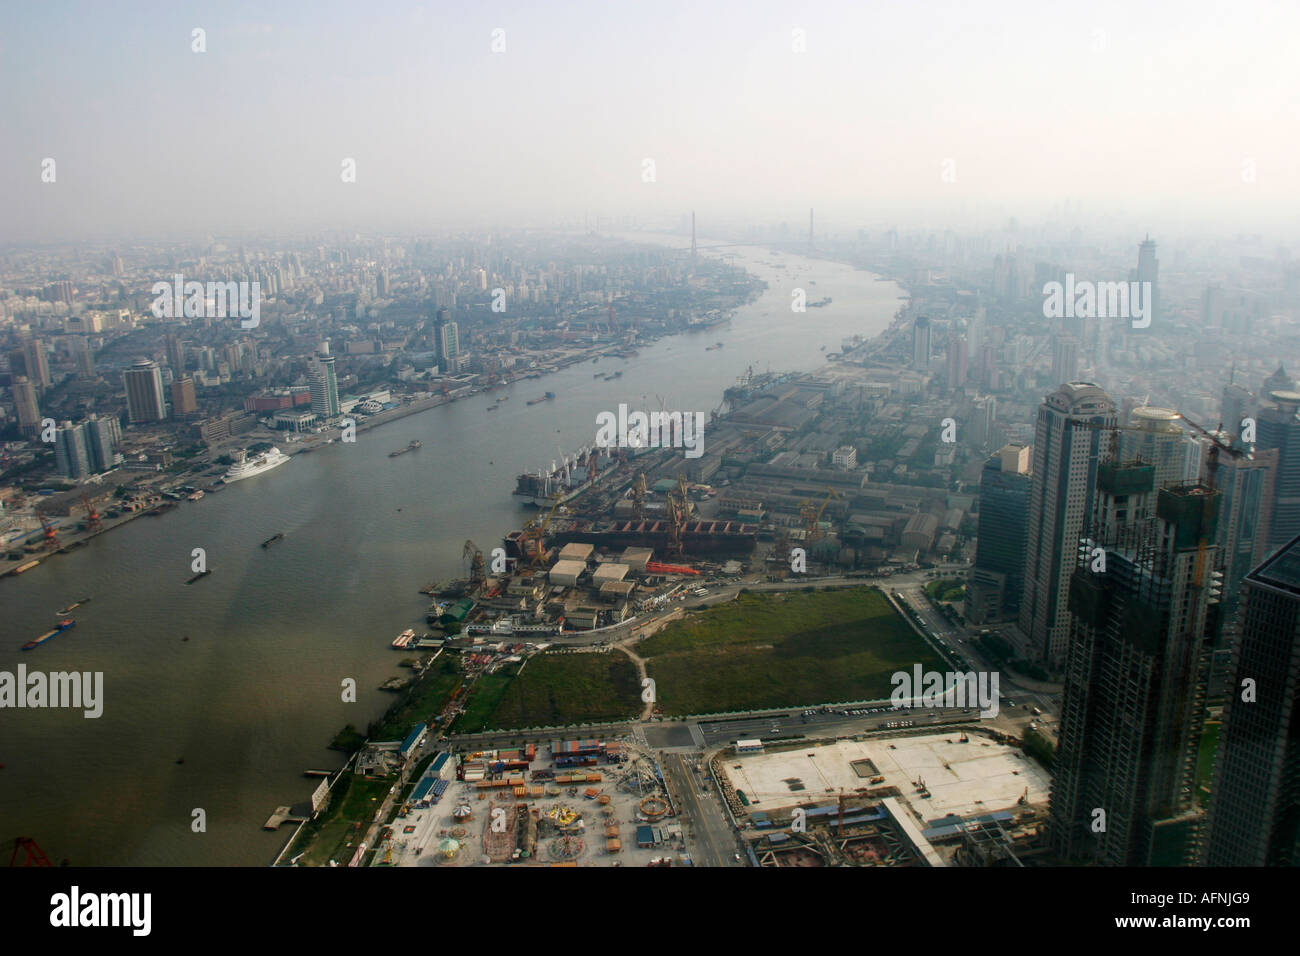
{"left": 893, "top": 584, "right": 1060, "bottom": 721}
{"left": 661, "top": 752, "right": 737, "bottom": 867}
{"left": 697, "top": 707, "right": 979, "bottom": 746}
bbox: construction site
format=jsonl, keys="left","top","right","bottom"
{"left": 380, "top": 735, "right": 694, "bottom": 867}
{"left": 712, "top": 727, "right": 1051, "bottom": 867}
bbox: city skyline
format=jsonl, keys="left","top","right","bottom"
{"left": 5, "top": 0, "right": 1300, "bottom": 243}
{"left": 4, "top": 0, "right": 1300, "bottom": 908}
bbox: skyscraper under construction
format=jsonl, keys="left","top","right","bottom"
{"left": 1050, "top": 462, "right": 1221, "bottom": 865}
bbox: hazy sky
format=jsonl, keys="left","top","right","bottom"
{"left": 4, "top": 0, "right": 1298, "bottom": 242}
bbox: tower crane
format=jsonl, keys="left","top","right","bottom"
{"left": 522, "top": 493, "right": 564, "bottom": 568}
{"left": 799, "top": 487, "right": 841, "bottom": 541}
{"left": 666, "top": 472, "right": 693, "bottom": 558}
{"left": 1177, "top": 412, "right": 1246, "bottom": 588}
{"left": 1068, "top": 412, "right": 1246, "bottom": 588}
{"left": 462, "top": 540, "right": 485, "bottom": 591}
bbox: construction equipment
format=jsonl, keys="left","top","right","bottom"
{"left": 81, "top": 494, "right": 102, "bottom": 533}
{"left": 665, "top": 473, "right": 694, "bottom": 558}
{"left": 10, "top": 837, "right": 53, "bottom": 867}
{"left": 1070, "top": 412, "right": 1245, "bottom": 588}
{"left": 1177, "top": 412, "right": 1245, "bottom": 588}
{"left": 631, "top": 473, "right": 647, "bottom": 521}
{"left": 462, "top": 540, "right": 485, "bottom": 591}
{"left": 1177, "top": 412, "right": 1244, "bottom": 492}
{"left": 37, "top": 512, "right": 59, "bottom": 551}
{"left": 520, "top": 494, "right": 563, "bottom": 568}
{"left": 799, "top": 487, "right": 841, "bottom": 541}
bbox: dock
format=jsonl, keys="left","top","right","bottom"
{"left": 264, "top": 806, "right": 308, "bottom": 829}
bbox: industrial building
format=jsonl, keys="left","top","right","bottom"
{"left": 548, "top": 559, "right": 586, "bottom": 587}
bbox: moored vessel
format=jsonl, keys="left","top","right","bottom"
{"left": 223, "top": 447, "right": 290, "bottom": 482}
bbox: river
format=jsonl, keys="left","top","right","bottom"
{"left": 0, "top": 237, "right": 905, "bottom": 865}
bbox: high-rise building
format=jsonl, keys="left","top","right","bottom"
{"left": 969, "top": 395, "right": 997, "bottom": 449}
{"left": 21, "top": 334, "right": 51, "bottom": 391}
{"left": 433, "top": 308, "right": 461, "bottom": 372}
{"left": 85, "top": 414, "right": 121, "bottom": 472}
{"left": 1213, "top": 447, "right": 1276, "bottom": 637}
{"left": 308, "top": 343, "right": 339, "bottom": 419}
{"left": 966, "top": 443, "right": 1031, "bottom": 625}
{"left": 945, "top": 334, "right": 967, "bottom": 389}
{"left": 1051, "top": 334, "right": 1079, "bottom": 385}
{"left": 1221, "top": 382, "right": 1254, "bottom": 441}
{"left": 1261, "top": 364, "right": 1295, "bottom": 402}
{"left": 166, "top": 335, "right": 186, "bottom": 374}
{"left": 912, "top": 316, "right": 931, "bottom": 371}
{"left": 1020, "top": 382, "right": 1117, "bottom": 667}
{"left": 1121, "top": 406, "right": 1192, "bottom": 492}
{"left": 1131, "top": 236, "right": 1159, "bottom": 332}
{"left": 1050, "top": 470, "right": 1218, "bottom": 865}
{"left": 1257, "top": 390, "right": 1300, "bottom": 550}
{"left": 171, "top": 376, "right": 197, "bottom": 418}
{"left": 123, "top": 358, "right": 167, "bottom": 423}
{"left": 1204, "top": 532, "right": 1300, "bottom": 866}
{"left": 977, "top": 342, "right": 997, "bottom": 390}
{"left": 54, "top": 420, "right": 92, "bottom": 479}
{"left": 11, "top": 375, "right": 41, "bottom": 436}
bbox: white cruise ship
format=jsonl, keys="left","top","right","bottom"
{"left": 223, "top": 447, "right": 290, "bottom": 483}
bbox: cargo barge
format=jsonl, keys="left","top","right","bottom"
{"left": 23, "top": 619, "right": 75, "bottom": 651}
{"left": 57, "top": 596, "right": 91, "bottom": 614}
{"left": 389, "top": 439, "right": 423, "bottom": 458}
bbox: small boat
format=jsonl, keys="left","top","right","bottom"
{"left": 23, "top": 619, "right": 75, "bottom": 651}
{"left": 185, "top": 570, "right": 213, "bottom": 585}
{"left": 261, "top": 533, "right": 285, "bottom": 549}
{"left": 486, "top": 405, "right": 498, "bottom": 412}
{"left": 187, "top": 491, "right": 204, "bottom": 501}
{"left": 389, "top": 440, "right": 423, "bottom": 458}
{"left": 57, "top": 596, "right": 92, "bottom": 615}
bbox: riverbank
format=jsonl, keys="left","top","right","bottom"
{"left": 2, "top": 233, "right": 907, "bottom": 867}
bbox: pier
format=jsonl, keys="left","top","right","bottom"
{"left": 264, "top": 806, "right": 308, "bottom": 830}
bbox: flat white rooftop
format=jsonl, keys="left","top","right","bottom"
{"left": 727, "top": 731, "right": 1049, "bottom": 820}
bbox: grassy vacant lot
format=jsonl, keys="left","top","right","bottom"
{"left": 639, "top": 586, "right": 941, "bottom": 716}
{"left": 469, "top": 652, "right": 641, "bottom": 731}
{"left": 370, "top": 654, "right": 463, "bottom": 741}
{"left": 295, "top": 773, "right": 393, "bottom": 867}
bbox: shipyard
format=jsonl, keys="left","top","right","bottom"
{"left": 274, "top": 329, "right": 1070, "bottom": 868}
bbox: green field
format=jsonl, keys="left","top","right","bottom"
{"left": 465, "top": 652, "right": 641, "bottom": 732}
{"left": 292, "top": 773, "right": 394, "bottom": 867}
{"left": 369, "top": 653, "right": 463, "bottom": 741}
{"left": 638, "top": 586, "right": 942, "bottom": 716}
